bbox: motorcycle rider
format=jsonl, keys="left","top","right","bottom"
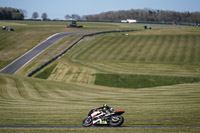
{"left": 92, "top": 104, "right": 115, "bottom": 124}
{"left": 95, "top": 104, "right": 115, "bottom": 116}
{"left": 83, "top": 104, "right": 125, "bottom": 127}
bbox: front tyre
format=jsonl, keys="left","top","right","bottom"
{"left": 110, "top": 115, "right": 124, "bottom": 127}
{"left": 82, "top": 117, "right": 92, "bottom": 127}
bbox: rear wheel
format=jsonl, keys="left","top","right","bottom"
{"left": 82, "top": 117, "right": 92, "bottom": 127}
{"left": 110, "top": 115, "right": 124, "bottom": 127}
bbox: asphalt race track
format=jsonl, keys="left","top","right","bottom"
{"left": 0, "top": 31, "right": 97, "bottom": 74}
{"left": 0, "top": 125, "right": 199, "bottom": 128}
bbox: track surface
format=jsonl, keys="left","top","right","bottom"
{"left": 0, "top": 31, "right": 97, "bottom": 74}
{"left": 0, "top": 125, "right": 199, "bottom": 128}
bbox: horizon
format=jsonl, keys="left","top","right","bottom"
{"left": 0, "top": 0, "right": 200, "bottom": 20}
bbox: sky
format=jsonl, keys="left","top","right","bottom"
{"left": 0, "top": 0, "right": 200, "bottom": 20}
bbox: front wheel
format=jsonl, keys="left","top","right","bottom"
{"left": 82, "top": 117, "right": 92, "bottom": 127}
{"left": 110, "top": 115, "right": 124, "bottom": 127}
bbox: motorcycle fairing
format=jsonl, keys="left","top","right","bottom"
{"left": 115, "top": 110, "right": 125, "bottom": 115}
{"left": 93, "top": 118, "right": 108, "bottom": 125}
{"left": 91, "top": 111, "right": 101, "bottom": 118}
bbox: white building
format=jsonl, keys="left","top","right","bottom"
{"left": 127, "top": 19, "right": 137, "bottom": 23}
{"left": 121, "top": 20, "right": 128, "bottom": 23}
{"left": 121, "top": 19, "right": 137, "bottom": 23}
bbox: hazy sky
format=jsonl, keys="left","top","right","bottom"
{"left": 0, "top": 0, "right": 200, "bottom": 19}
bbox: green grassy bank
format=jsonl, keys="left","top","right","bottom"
{"left": 0, "top": 73, "right": 200, "bottom": 132}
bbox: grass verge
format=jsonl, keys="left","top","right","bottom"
{"left": 35, "top": 63, "right": 57, "bottom": 79}
{"left": 95, "top": 74, "right": 200, "bottom": 88}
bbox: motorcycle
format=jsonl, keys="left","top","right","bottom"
{"left": 82, "top": 109, "right": 125, "bottom": 127}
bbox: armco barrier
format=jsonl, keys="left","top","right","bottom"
{"left": 27, "top": 30, "right": 135, "bottom": 77}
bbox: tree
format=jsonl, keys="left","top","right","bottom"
{"left": 41, "top": 13, "right": 48, "bottom": 21}
{"left": 65, "top": 14, "right": 81, "bottom": 20}
{"left": 83, "top": 9, "right": 200, "bottom": 23}
{"left": 71, "top": 14, "right": 81, "bottom": 20}
{"left": 20, "top": 9, "right": 27, "bottom": 18}
{"left": 32, "top": 12, "right": 39, "bottom": 20}
{"left": 0, "top": 7, "right": 24, "bottom": 20}
{"left": 65, "top": 14, "right": 71, "bottom": 20}
{"left": 12, "top": 12, "right": 23, "bottom": 20}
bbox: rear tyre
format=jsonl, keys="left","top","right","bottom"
{"left": 110, "top": 115, "right": 124, "bottom": 127}
{"left": 82, "top": 117, "right": 92, "bottom": 127}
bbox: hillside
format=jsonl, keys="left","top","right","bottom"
{"left": 0, "top": 21, "right": 135, "bottom": 70}
{"left": 0, "top": 73, "right": 200, "bottom": 132}
{"left": 25, "top": 25, "right": 200, "bottom": 89}
{"left": 0, "top": 21, "right": 200, "bottom": 133}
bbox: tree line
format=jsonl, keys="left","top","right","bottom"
{"left": 0, "top": 7, "right": 25, "bottom": 20}
{"left": 31, "top": 12, "right": 50, "bottom": 21}
{"left": 0, "top": 7, "right": 49, "bottom": 21}
{"left": 84, "top": 9, "right": 200, "bottom": 24}
{"left": 1, "top": 7, "right": 200, "bottom": 24}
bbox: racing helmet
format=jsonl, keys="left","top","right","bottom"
{"left": 103, "top": 104, "right": 107, "bottom": 107}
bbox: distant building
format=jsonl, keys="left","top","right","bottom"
{"left": 127, "top": 19, "right": 137, "bottom": 23}
{"left": 121, "top": 19, "right": 137, "bottom": 23}
{"left": 121, "top": 20, "right": 128, "bottom": 23}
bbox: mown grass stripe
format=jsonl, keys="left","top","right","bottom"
{"left": 53, "top": 65, "right": 71, "bottom": 82}
{"left": 5, "top": 78, "right": 24, "bottom": 100}
{"left": 22, "top": 81, "right": 43, "bottom": 100}
{"left": 14, "top": 78, "right": 32, "bottom": 100}
{"left": 95, "top": 36, "right": 120, "bottom": 60}
{"left": 185, "top": 35, "right": 193, "bottom": 63}
{"left": 137, "top": 36, "right": 157, "bottom": 62}
{"left": 43, "top": 84, "right": 65, "bottom": 99}
{"left": 76, "top": 68, "right": 85, "bottom": 83}
{"left": 168, "top": 35, "right": 180, "bottom": 62}
{"left": 123, "top": 36, "right": 141, "bottom": 61}
{"left": 198, "top": 36, "right": 200, "bottom": 63}
{"left": 189, "top": 35, "right": 200, "bottom": 63}
{"left": 106, "top": 36, "right": 130, "bottom": 60}
{"left": 88, "top": 36, "right": 114, "bottom": 59}
{"left": 167, "top": 35, "right": 181, "bottom": 63}
{"left": 31, "top": 82, "right": 50, "bottom": 98}
{"left": 0, "top": 78, "right": 10, "bottom": 99}
{"left": 51, "top": 63, "right": 71, "bottom": 81}
{"left": 133, "top": 36, "right": 152, "bottom": 62}
{"left": 180, "top": 35, "right": 189, "bottom": 63}
{"left": 74, "top": 34, "right": 200, "bottom": 65}
{"left": 83, "top": 36, "right": 113, "bottom": 60}
{"left": 109, "top": 36, "right": 132, "bottom": 60}
{"left": 162, "top": 36, "right": 175, "bottom": 63}
{"left": 188, "top": 36, "right": 196, "bottom": 63}
{"left": 64, "top": 68, "right": 75, "bottom": 83}
{"left": 192, "top": 36, "right": 200, "bottom": 63}
{"left": 125, "top": 36, "right": 143, "bottom": 61}
{"left": 95, "top": 36, "right": 121, "bottom": 60}
{"left": 77, "top": 36, "right": 108, "bottom": 60}
{"left": 144, "top": 35, "right": 162, "bottom": 62}
{"left": 154, "top": 35, "right": 169, "bottom": 63}
{"left": 151, "top": 36, "right": 165, "bottom": 63}
{"left": 0, "top": 32, "right": 9, "bottom": 41}
{"left": 115, "top": 36, "right": 136, "bottom": 61}
{"left": 173, "top": 35, "right": 185, "bottom": 63}
{"left": 38, "top": 82, "right": 62, "bottom": 99}
{"left": 108, "top": 36, "right": 130, "bottom": 61}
